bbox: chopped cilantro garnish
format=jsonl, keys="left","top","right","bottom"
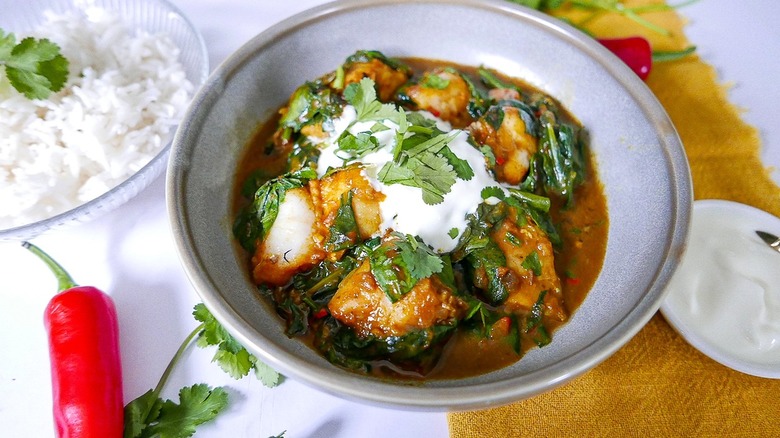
{"left": 505, "top": 231, "right": 523, "bottom": 247}
{"left": 421, "top": 73, "right": 450, "bottom": 89}
{"left": 481, "top": 186, "right": 506, "bottom": 200}
{"left": 369, "top": 233, "right": 445, "bottom": 302}
{"left": 522, "top": 251, "right": 543, "bottom": 276}
{"left": 337, "top": 77, "right": 475, "bottom": 205}
{"left": 343, "top": 77, "right": 402, "bottom": 123}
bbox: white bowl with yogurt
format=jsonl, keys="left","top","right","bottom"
{"left": 661, "top": 199, "right": 780, "bottom": 379}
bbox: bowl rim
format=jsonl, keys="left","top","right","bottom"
{"left": 168, "top": 0, "right": 692, "bottom": 410}
{"left": 0, "top": 0, "right": 209, "bottom": 242}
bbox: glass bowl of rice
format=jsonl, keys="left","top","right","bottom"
{"left": 0, "top": 0, "right": 208, "bottom": 240}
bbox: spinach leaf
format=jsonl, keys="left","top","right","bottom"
{"left": 286, "top": 137, "right": 321, "bottom": 172}
{"left": 343, "top": 50, "right": 410, "bottom": 74}
{"left": 314, "top": 317, "right": 456, "bottom": 375}
{"left": 459, "top": 70, "right": 490, "bottom": 120}
{"left": 477, "top": 67, "right": 532, "bottom": 104}
{"left": 525, "top": 290, "right": 552, "bottom": 347}
{"left": 240, "top": 168, "right": 272, "bottom": 198}
{"left": 275, "top": 291, "right": 311, "bottom": 337}
{"left": 282, "top": 240, "right": 378, "bottom": 336}
{"left": 453, "top": 203, "right": 511, "bottom": 304}
{"left": 324, "top": 191, "right": 359, "bottom": 252}
{"left": 478, "top": 66, "right": 584, "bottom": 205}
{"left": 279, "top": 80, "right": 343, "bottom": 133}
{"left": 535, "top": 104, "right": 585, "bottom": 205}
{"left": 504, "top": 188, "right": 563, "bottom": 249}
{"left": 232, "top": 168, "right": 317, "bottom": 253}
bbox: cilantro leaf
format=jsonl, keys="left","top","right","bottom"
{"left": 0, "top": 30, "right": 69, "bottom": 99}
{"left": 411, "top": 154, "right": 457, "bottom": 205}
{"left": 124, "top": 390, "right": 161, "bottom": 438}
{"left": 439, "top": 145, "right": 474, "bottom": 181}
{"left": 421, "top": 72, "right": 450, "bottom": 89}
{"left": 0, "top": 31, "right": 14, "bottom": 60}
{"left": 212, "top": 347, "right": 253, "bottom": 380}
{"left": 193, "top": 303, "right": 283, "bottom": 386}
{"left": 396, "top": 234, "right": 444, "bottom": 280}
{"left": 142, "top": 384, "right": 229, "bottom": 438}
{"left": 481, "top": 186, "right": 506, "bottom": 200}
{"left": 340, "top": 77, "right": 474, "bottom": 205}
{"left": 379, "top": 131, "right": 464, "bottom": 205}
{"left": 124, "top": 304, "right": 284, "bottom": 438}
{"left": 251, "top": 356, "right": 284, "bottom": 388}
{"left": 343, "top": 77, "right": 401, "bottom": 123}
{"left": 369, "top": 233, "right": 444, "bottom": 302}
{"left": 337, "top": 131, "right": 381, "bottom": 159}
{"left": 124, "top": 385, "right": 228, "bottom": 438}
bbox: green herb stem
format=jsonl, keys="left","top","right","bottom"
{"left": 630, "top": 0, "right": 700, "bottom": 14}
{"left": 507, "top": 189, "right": 552, "bottom": 212}
{"left": 652, "top": 46, "right": 697, "bottom": 62}
{"left": 407, "top": 125, "right": 435, "bottom": 135}
{"left": 566, "top": 0, "right": 699, "bottom": 36}
{"left": 305, "top": 267, "right": 345, "bottom": 296}
{"left": 141, "top": 322, "right": 205, "bottom": 422}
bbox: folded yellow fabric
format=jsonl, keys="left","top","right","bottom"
{"left": 448, "top": 1, "right": 780, "bottom": 436}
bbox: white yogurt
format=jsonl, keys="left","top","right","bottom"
{"left": 316, "top": 105, "right": 502, "bottom": 253}
{"left": 662, "top": 200, "right": 780, "bottom": 378}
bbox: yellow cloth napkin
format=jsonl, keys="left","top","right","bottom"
{"left": 448, "top": 1, "right": 780, "bottom": 436}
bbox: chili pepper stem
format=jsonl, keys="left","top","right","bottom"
{"left": 22, "top": 241, "right": 78, "bottom": 292}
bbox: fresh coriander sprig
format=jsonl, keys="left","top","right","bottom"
{"left": 0, "top": 28, "right": 69, "bottom": 99}
{"left": 123, "top": 322, "right": 228, "bottom": 438}
{"left": 124, "top": 304, "right": 283, "bottom": 438}
{"left": 193, "top": 303, "right": 283, "bottom": 386}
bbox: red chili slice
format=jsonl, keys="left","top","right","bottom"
{"left": 598, "top": 37, "right": 653, "bottom": 80}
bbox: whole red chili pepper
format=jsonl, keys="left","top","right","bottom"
{"left": 598, "top": 36, "right": 653, "bottom": 80}
{"left": 23, "top": 242, "right": 124, "bottom": 438}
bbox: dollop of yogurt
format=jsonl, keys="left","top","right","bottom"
{"left": 663, "top": 201, "right": 780, "bottom": 373}
{"left": 316, "top": 105, "right": 501, "bottom": 253}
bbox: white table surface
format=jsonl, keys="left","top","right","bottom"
{"left": 1, "top": 1, "right": 778, "bottom": 437}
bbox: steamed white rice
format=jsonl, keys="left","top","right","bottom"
{"left": 0, "top": 8, "right": 193, "bottom": 228}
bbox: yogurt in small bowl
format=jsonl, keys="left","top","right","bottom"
{"left": 661, "top": 199, "right": 780, "bottom": 379}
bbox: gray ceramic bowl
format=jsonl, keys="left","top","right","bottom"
{"left": 168, "top": 0, "right": 691, "bottom": 410}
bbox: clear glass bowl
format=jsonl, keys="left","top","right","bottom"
{"left": 0, "top": 0, "right": 208, "bottom": 241}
